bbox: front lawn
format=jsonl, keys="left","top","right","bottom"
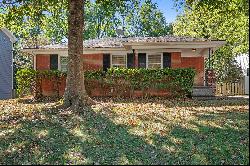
{"left": 0, "top": 97, "right": 249, "bottom": 165}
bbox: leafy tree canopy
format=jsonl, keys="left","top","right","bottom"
{"left": 0, "top": 0, "right": 173, "bottom": 45}
{"left": 0, "top": 0, "right": 173, "bottom": 79}
{"left": 173, "top": 0, "right": 249, "bottom": 82}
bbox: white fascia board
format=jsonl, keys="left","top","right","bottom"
{"left": 22, "top": 48, "right": 179, "bottom": 56}
{"left": 21, "top": 40, "right": 226, "bottom": 56}
{"left": 21, "top": 48, "right": 68, "bottom": 56}
{"left": 181, "top": 48, "right": 208, "bottom": 57}
{"left": 136, "top": 49, "right": 181, "bottom": 53}
{"left": 21, "top": 47, "right": 132, "bottom": 56}
{"left": 131, "top": 43, "right": 226, "bottom": 49}
{"left": 124, "top": 40, "right": 226, "bottom": 46}
{"left": 126, "top": 40, "right": 226, "bottom": 49}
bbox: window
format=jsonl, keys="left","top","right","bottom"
{"left": 50, "top": 54, "right": 58, "bottom": 70}
{"left": 147, "top": 54, "right": 162, "bottom": 69}
{"left": 110, "top": 53, "right": 164, "bottom": 69}
{"left": 111, "top": 55, "right": 126, "bottom": 68}
{"left": 138, "top": 53, "right": 146, "bottom": 68}
{"left": 60, "top": 56, "right": 68, "bottom": 72}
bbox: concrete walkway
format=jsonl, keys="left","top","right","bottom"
{"left": 193, "top": 95, "right": 249, "bottom": 100}
{"left": 226, "top": 95, "right": 249, "bottom": 99}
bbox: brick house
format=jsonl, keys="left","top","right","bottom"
{"left": 22, "top": 36, "right": 226, "bottom": 97}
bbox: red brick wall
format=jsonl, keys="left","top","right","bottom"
{"left": 36, "top": 54, "right": 50, "bottom": 70}
{"left": 81, "top": 54, "right": 103, "bottom": 70}
{"left": 171, "top": 52, "right": 181, "bottom": 68}
{"left": 37, "top": 76, "right": 173, "bottom": 98}
{"left": 36, "top": 54, "right": 103, "bottom": 71}
{"left": 41, "top": 78, "right": 54, "bottom": 96}
{"left": 181, "top": 57, "right": 204, "bottom": 86}
{"left": 35, "top": 52, "right": 205, "bottom": 97}
{"left": 36, "top": 53, "right": 103, "bottom": 97}
{"left": 39, "top": 77, "right": 66, "bottom": 97}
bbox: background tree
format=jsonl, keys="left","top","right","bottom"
{"left": 173, "top": 0, "right": 249, "bottom": 82}
{"left": 1, "top": 0, "right": 173, "bottom": 106}
{"left": 1, "top": 0, "right": 173, "bottom": 67}
{"left": 136, "top": 0, "right": 171, "bottom": 36}
{"left": 85, "top": 0, "right": 173, "bottom": 38}
{"left": 1, "top": 0, "right": 68, "bottom": 92}
{"left": 1, "top": 0, "right": 173, "bottom": 41}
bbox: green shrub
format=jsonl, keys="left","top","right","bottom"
{"left": 16, "top": 68, "right": 36, "bottom": 96}
{"left": 85, "top": 67, "right": 196, "bottom": 96}
{"left": 16, "top": 69, "right": 66, "bottom": 97}
{"left": 16, "top": 67, "right": 195, "bottom": 98}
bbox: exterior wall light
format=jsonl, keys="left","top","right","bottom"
{"left": 192, "top": 48, "right": 196, "bottom": 52}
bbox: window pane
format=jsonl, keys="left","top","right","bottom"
{"left": 138, "top": 53, "right": 146, "bottom": 68}
{"left": 50, "top": 54, "right": 58, "bottom": 70}
{"left": 148, "top": 54, "right": 161, "bottom": 69}
{"left": 112, "top": 55, "right": 126, "bottom": 67}
{"left": 148, "top": 64, "right": 161, "bottom": 69}
{"left": 60, "top": 56, "right": 68, "bottom": 72}
{"left": 113, "top": 64, "right": 126, "bottom": 68}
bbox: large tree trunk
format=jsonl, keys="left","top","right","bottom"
{"left": 64, "top": 0, "right": 94, "bottom": 108}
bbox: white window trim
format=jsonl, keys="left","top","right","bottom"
{"left": 146, "top": 53, "right": 163, "bottom": 69}
{"left": 57, "top": 53, "right": 165, "bottom": 70}
{"left": 58, "top": 55, "right": 68, "bottom": 72}
{"left": 33, "top": 55, "right": 36, "bottom": 70}
{"left": 110, "top": 54, "right": 127, "bottom": 68}
{"left": 58, "top": 55, "right": 61, "bottom": 71}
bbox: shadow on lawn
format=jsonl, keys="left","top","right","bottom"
{"left": 0, "top": 104, "right": 169, "bottom": 165}
{"left": 152, "top": 109, "right": 249, "bottom": 165}
{"left": 0, "top": 101, "right": 249, "bottom": 165}
{"left": 17, "top": 97, "right": 61, "bottom": 104}
{"left": 93, "top": 96, "right": 249, "bottom": 108}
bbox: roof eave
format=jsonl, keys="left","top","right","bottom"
{"left": 0, "top": 28, "right": 17, "bottom": 43}
{"left": 21, "top": 40, "right": 227, "bottom": 54}
{"left": 122, "top": 40, "right": 226, "bottom": 46}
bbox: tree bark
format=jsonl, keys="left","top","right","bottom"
{"left": 64, "top": 0, "right": 94, "bottom": 108}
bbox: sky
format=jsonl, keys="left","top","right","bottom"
{"left": 153, "top": 0, "right": 183, "bottom": 23}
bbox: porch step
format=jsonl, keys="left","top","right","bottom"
{"left": 192, "top": 86, "right": 215, "bottom": 97}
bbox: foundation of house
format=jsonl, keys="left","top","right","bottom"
{"left": 192, "top": 86, "right": 215, "bottom": 97}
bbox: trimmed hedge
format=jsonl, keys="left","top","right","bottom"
{"left": 16, "top": 68, "right": 66, "bottom": 98}
{"left": 85, "top": 68, "right": 196, "bottom": 96}
{"left": 16, "top": 67, "right": 196, "bottom": 98}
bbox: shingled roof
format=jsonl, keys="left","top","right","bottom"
{"left": 29, "top": 35, "right": 217, "bottom": 49}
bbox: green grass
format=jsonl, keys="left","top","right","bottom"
{"left": 0, "top": 97, "right": 249, "bottom": 165}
